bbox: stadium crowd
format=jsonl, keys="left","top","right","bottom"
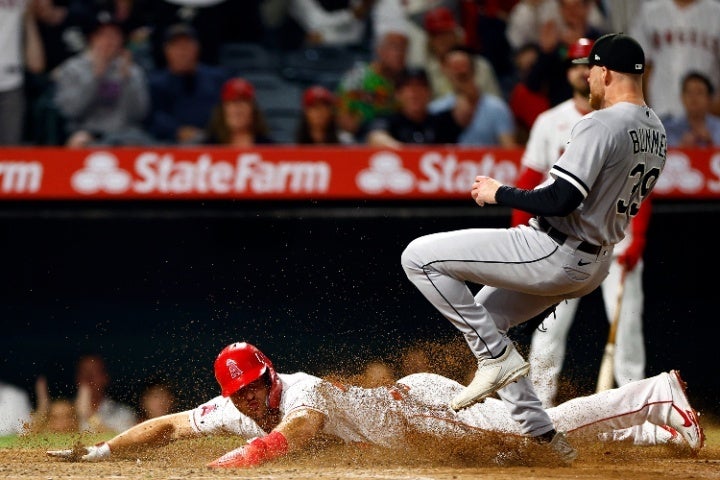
{"left": 2, "top": 0, "right": 719, "bottom": 149}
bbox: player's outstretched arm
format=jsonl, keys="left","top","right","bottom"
{"left": 47, "top": 411, "right": 198, "bottom": 461}
{"left": 207, "top": 408, "right": 325, "bottom": 469}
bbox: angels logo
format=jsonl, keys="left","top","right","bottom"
{"left": 255, "top": 352, "right": 266, "bottom": 365}
{"left": 226, "top": 359, "right": 243, "bottom": 380}
{"left": 200, "top": 404, "right": 218, "bottom": 416}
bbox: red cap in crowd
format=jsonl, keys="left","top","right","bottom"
{"left": 302, "top": 85, "right": 336, "bottom": 108}
{"left": 424, "top": 7, "right": 457, "bottom": 34}
{"left": 221, "top": 78, "right": 255, "bottom": 102}
{"left": 567, "top": 38, "right": 594, "bottom": 61}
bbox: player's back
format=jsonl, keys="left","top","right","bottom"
{"left": 549, "top": 102, "right": 666, "bottom": 246}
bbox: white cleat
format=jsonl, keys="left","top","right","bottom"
{"left": 666, "top": 370, "right": 705, "bottom": 452}
{"left": 450, "top": 344, "right": 530, "bottom": 411}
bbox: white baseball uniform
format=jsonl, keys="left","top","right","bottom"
{"left": 629, "top": 0, "right": 720, "bottom": 119}
{"left": 187, "top": 370, "right": 683, "bottom": 449}
{"left": 520, "top": 99, "right": 646, "bottom": 406}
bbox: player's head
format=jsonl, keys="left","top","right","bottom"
{"left": 214, "top": 342, "right": 282, "bottom": 409}
{"left": 572, "top": 33, "right": 645, "bottom": 110}
{"left": 566, "top": 38, "right": 593, "bottom": 98}
{"left": 571, "top": 32, "right": 645, "bottom": 75}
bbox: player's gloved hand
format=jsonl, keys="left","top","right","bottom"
{"left": 47, "top": 442, "right": 111, "bottom": 461}
{"left": 207, "top": 431, "right": 288, "bottom": 468}
{"left": 617, "top": 238, "right": 645, "bottom": 270}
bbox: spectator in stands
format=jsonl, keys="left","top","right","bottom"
{"left": 145, "top": 0, "right": 265, "bottom": 68}
{"left": 282, "top": 0, "right": 376, "bottom": 49}
{"left": 295, "top": 85, "right": 342, "bottom": 144}
{"left": 27, "top": 377, "right": 79, "bottom": 434}
{"left": 630, "top": 0, "right": 720, "bottom": 120}
{"left": 365, "top": 67, "right": 463, "bottom": 147}
{"left": 518, "top": 0, "right": 605, "bottom": 107}
{"left": 77, "top": 1, "right": 150, "bottom": 46}
{"left": 145, "top": 23, "right": 230, "bottom": 145}
{"left": 599, "top": 0, "right": 643, "bottom": 34}
{"left": 336, "top": 26, "right": 409, "bottom": 142}
{"left": 507, "top": 42, "right": 550, "bottom": 144}
{"left": 40, "top": 399, "right": 79, "bottom": 433}
{"left": 0, "top": 380, "right": 33, "bottom": 435}
{"left": 205, "top": 77, "right": 274, "bottom": 146}
{"left": 505, "top": 0, "right": 607, "bottom": 53}
{"left": 74, "top": 353, "right": 138, "bottom": 433}
{"left": 138, "top": 380, "right": 176, "bottom": 422}
{"left": 0, "top": 0, "right": 45, "bottom": 145}
{"left": 31, "top": 0, "right": 84, "bottom": 73}
{"left": 456, "top": 0, "right": 517, "bottom": 93}
{"left": 429, "top": 46, "right": 517, "bottom": 147}
{"left": 412, "top": 6, "right": 501, "bottom": 101}
{"left": 52, "top": 11, "right": 152, "bottom": 147}
{"left": 665, "top": 71, "right": 720, "bottom": 148}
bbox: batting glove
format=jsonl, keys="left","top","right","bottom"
{"left": 47, "top": 442, "right": 111, "bottom": 462}
{"left": 207, "top": 431, "right": 288, "bottom": 468}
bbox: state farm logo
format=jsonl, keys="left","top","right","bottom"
{"left": 654, "top": 151, "right": 706, "bottom": 194}
{"left": 357, "top": 152, "right": 415, "bottom": 193}
{"left": 71, "top": 151, "right": 132, "bottom": 194}
{"left": 70, "top": 152, "right": 330, "bottom": 195}
{"left": 356, "top": 151, "right": 518, "bottom": 194}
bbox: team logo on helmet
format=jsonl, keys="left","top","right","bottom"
{"left": 254, "top": 352, "right": 265, "bottom": 366}
{"left": 226, "top": 359, "right": 243, "bottom": 379}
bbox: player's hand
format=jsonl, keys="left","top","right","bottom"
{"left": 207, "top": 444, "right": 258, "bottom": 468}
{"left": 471, "top": 176, "right": 502, "bottom": 207}
{"left": 207, "top": 431, "right": 288, "bottom": 469}
{"left": 617, "top": 239, "right": 644, "bottom": 271}
{"left": 47, "top": 442, "right": 111, "bottom": 462}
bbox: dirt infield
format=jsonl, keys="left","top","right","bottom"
{"left": 3, "top": 426, "right": 719, "bottom": 480}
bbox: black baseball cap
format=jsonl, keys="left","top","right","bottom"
{"left": 164, "top": 23, "right": 198, "bottom": 43}
{"left": 572, "top": 33, "right": 645, "bottom": 74}
{"left": 82, "top": 10, "right": 125, "bottom": 38}
{"left": 396, "top": 67, "right": 430, "bottom": 88}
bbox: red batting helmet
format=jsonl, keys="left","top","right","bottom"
{"left": 214, "top": 342, "right": 282, "bottom": 408}
{"left": 567, "top": 38, "right": 594, "bottom": 61}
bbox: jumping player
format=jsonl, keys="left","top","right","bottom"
{"left": 512, "top": 38, "right": 650, "bottom": 405}
{"left": 401, "top": 32, "right": 665, "bottom": 458}
{"left": 47, "top": 342, "right": 703, "bottom": 468}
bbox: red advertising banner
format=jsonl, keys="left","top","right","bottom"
{"left": 0, "top": 146, "right": 718, "bottom": 200}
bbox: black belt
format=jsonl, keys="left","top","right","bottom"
{"left": 537, "top": 217, "right": 602, "bottom": 255}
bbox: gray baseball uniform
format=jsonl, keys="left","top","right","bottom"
{"left": 401, "top": 101, "right": 666, "bottom": 435}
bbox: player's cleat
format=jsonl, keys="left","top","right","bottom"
{"left": 597, "top": 422, "right": 683, "bottom": 446}
{"left": 666, "top": 369, "right": 704, "bottom": 452}
{"left": 450, "top": 344, "right": 530, "bottom": 411}
{"left": 547, "top": 431, "right": 578, "bottom": 464}
{"left": 656, "top": 424, "right": 683, "bottom": 445}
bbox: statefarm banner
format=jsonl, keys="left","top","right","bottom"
{"left": 0, "top": 146, "right": 718, "bottom": 200}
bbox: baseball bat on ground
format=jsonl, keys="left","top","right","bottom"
{"left": 595, "top": 266, "right": 627, "bottom": 392}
